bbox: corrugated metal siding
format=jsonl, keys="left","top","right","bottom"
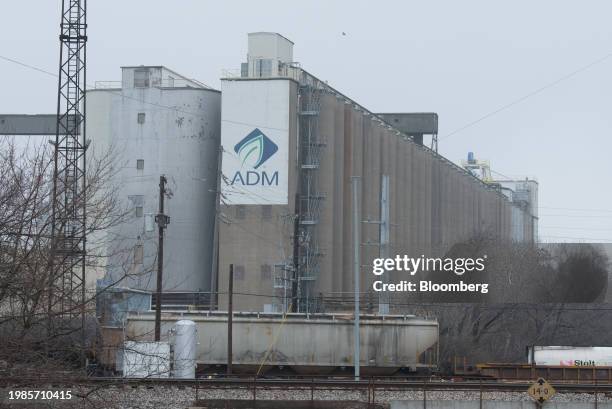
{"left": 315, "top": 92, "right": 534, "bottom": 299}
{"left": 217, "top": 77, "right": 534, "bottom": 312}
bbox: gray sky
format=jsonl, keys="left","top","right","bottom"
{"left": 1, "top": 0, "right": 611, "bottom": 242}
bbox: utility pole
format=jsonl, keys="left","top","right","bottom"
{"left": 227, "top": 264, "right": 234, "bottom": 375}
{"left": 209, "top": 146, "right": 223, "bottom": 311}
{"left": 361, "top": 175, "right": 390, "bottom": 315}
{"left": 379, "top": 175, "right": 390, "bottom": 315}
{"left": 154, "top": 175, "right": 170, "bottom": 341}
{"left": 351, "top": 176, "right": 361, "bottom": 380}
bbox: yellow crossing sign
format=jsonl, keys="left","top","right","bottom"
{"left": 528, "top": 377, "right": 556, "bottom": 403}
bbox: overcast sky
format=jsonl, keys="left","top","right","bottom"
{"left": 1, "top": 0, "right": 611, "bottom": 242}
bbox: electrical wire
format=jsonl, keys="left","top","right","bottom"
{"left": 0, "top": 54, "right": 289, "bottom": 132}
{"left": 539, "top": 214, "right": 612, "bottom": 219}
{"left": 539, "top": 206, "right": 612, "bottom": 213}
{"left": 4, "top": 49, "right": 612, "bottom": 142}
{"left": 440, "top": 51, "right": 612, "bottom": 140}
{"left": 6, "top": 55, "right": 612, "bottom": 276}
{"left": 539, "top": 226, "right": 612, "bottom": 232}
{"left": 538, "top": 235, "right": 612, "bottom": 242}
{"left": 0, "top": 55, "right": 57, "bottom": 78}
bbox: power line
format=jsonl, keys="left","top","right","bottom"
{"left": 0, "top": 53, "right": 211, "bottom": 115}
{"left": 540, "top": 225, "right": 612, "bottom": 232}
{"left": 0, "top": 55, "right": 57, "bottom": 78}
{"left": 540, "top": 235, "right": 612, "bottom": 241}
{"left": 539, "top": 214, "right": 612, "bottom": 219}
{"left": 440, "top": 51, "right": 612, "bottom": 140}
{"left": 539, "top": 206, "right": 612, "bottom": 213}
{"left": 539, "top": 235, "right": 612, "bottom": 241}
{"left": 490, "top": 169, "right": 515, "bottom": 180}
{"left": 0, "top": 54, "right": 289, "bottom": 133}
{"left": 6, "top": 50, "right": 612, "bottom": 142}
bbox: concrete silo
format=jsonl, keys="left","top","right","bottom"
{"left": 217, "top": 33, "right": 536, "bottom": 313}
{"left": 88, "top": 66, "right": 221, "bottom": 317}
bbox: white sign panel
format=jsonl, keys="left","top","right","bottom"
{"left": 221, "top": 79, "right": 290, "bottom": 205}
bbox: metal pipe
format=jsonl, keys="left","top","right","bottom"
{"left": 291, "top": 193, "right": 300, "bottom": 312}
{"left": 209, "top": 146, "right": 223, "bottom": 312}
{"left": 352, "top": 176, "right": 361, "bottom": 380}
{"left": 227, "top": 264, "right": 234, "bottom": 375}
{"left": 379, "top": 174, "right": 389, "bottom": 315}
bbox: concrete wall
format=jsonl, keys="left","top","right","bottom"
{"left": 391, "top": 402, "right": 611, "bottom": 409}
{"left": 87, "top": 79, "right": 221, "bottom": 294}
{"left": 248, "top": 32, "right": 294, "bottom": 63}
{"left": 377, "top": 113, "right": 438, "bottom": 135}
{"left": 0, "top": 114, "right": 80, "bottom": 135}
{"left": 120, "top": 66, "right": 202, "bottom": 89}
{"left": 218, "top": 78, "right": 299, "bottom": 311}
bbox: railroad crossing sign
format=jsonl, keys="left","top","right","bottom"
{"left": 528, "top": 377, "right": 556, "bottom": 403}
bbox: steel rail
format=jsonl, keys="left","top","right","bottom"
{"left": 2, "top": 376, "right": 612, "bottom": 393}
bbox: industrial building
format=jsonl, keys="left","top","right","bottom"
{"left": 460, "top": 152, "right": 538, "bottom": 242}
{"left": 87, "top": 66, "right": 221, "bottom": 313}
{"left": 218, "top": 32, "right": 538, "bottom": 313}
{"left": 79, "top": 32, "right": 538, "bottom": 319}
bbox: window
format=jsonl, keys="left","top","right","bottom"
{"left": 234, "top": 265, "right": 245, "bottom": 280}
{"left": 135, "top": 206, "right": 143, "bottom": 217}
{"left": 137, "top": 113, "right": 146, "bottom": 124}
{"left": 128, "top": 195, "right": 144, "bottom": 207}
{"left": 235, "top": 205, "right": 246, "bottom": 220}
{"left": 144, "top": 213, "right": 154, "bottom": 232}
{"left": 256, "top": 59, "right": 273, "bottom": 77}
{"left": 261, "top": 205, "right": 272, "bottom": 220}
{"left": 136, "top": 159, "right": 144, "bottom": 170}
{"left": 134, "top": 69, "right": 150, "bottom": 88}
{"left": 260, "top": 264, "right": 272, "bottom": 280}
{"left": 133, "top": 245, "right": 143, "bottom": 265}
{"left": 263, "top": 304, "right": 278, "bottom": 313}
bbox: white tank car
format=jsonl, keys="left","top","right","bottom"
{"left": 126, "top": 312, "right": 439, "bottom": 375}
{"left": 528, "top": 346, "right": 612, "bottom": 367}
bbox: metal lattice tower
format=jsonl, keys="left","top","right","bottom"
{"left": 50, "top": 0, "right": 87, "bottom": 328}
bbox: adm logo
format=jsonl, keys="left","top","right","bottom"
{"left": 231, "top": 128, "right": 279, "bottom": 186}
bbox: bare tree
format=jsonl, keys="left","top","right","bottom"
{"left": 0, "top": 136, "right": 145, "bottom": 377}
{"left": 414, "top": 238, "right": 612, "bottom": 368}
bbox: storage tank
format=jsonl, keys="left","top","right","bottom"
{"left": 173, "top": 320, "right": 197, "bottom": 378}
{"left": 87, "top": 66, "right": 221, "bottom": 304}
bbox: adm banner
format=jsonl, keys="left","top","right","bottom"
{"left": 221, "top": 79, "right": 290, "bottom": 205}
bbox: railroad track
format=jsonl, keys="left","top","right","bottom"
{"left": 2, "top": 376, "right": 612, "bottom": 394}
